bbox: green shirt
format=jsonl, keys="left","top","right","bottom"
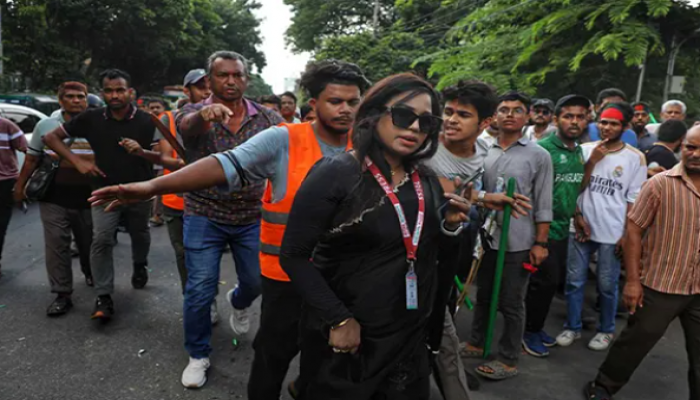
{"left": 538, "top": 134, "right": 584, "bottom": 240}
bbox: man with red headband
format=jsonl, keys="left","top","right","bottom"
{"left": 630, "top": 102, "right": 657, "bottom": 152}
{"left": 556, "top": 102, "right": 647, "bottom": 352}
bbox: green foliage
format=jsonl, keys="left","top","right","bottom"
{"left": 2, "top": 0, "right": 272, "bottom": 94}
{"left": 247, "top": 74, "right": 274, "bottom": 98}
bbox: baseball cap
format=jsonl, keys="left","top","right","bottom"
{"left": 183, "top": 69, "right": 206, "bottom": 87}
{"left": 532, "top": 98, "right": 555, "bottom": 111}
{"left": 554, "top": 94, "right": 592, "bottom": 115}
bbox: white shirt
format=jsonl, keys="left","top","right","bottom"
{"left": 478, "top": 130, "right": 498, "bottom": 148}
{"left": 578, "top": 142, "right": 647, "bottom": 244}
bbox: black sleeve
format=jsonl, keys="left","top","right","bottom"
{"left": 62, "top": 110, "right": 91, "bottom": 139}
{"left": 646, "top": 148, "right": 679, "bottom": 170}
{"left": 425, "top": 177, "right": 462, "bottom": 351}
{"left": 279, "top": 155, "right": 358, "bottom": 326}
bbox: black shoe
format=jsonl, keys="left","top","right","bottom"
{"left": 131, "top": 263, "right": 148, "bottom": 289}
{"left": 85, "top": 275, "right": 94, "bottom": 287}
{"left": 91, "top": 295, "right": 114, "bottom": 320}
{"left": 47, "top": 296, "right": 73, "bottom": 316}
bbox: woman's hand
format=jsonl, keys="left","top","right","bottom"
{"left": 329, "top": 318, "right": 362, "bottom": 354}
{"left": 89, "top": 182, "right": 155, "bottom": 212}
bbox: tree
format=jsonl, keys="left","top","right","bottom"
{"left": 1, "top": 0, "right": 272, "bottom": 94}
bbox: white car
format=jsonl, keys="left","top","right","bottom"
{"left": 0, "top": 103, "right": 49, "bottom": 166}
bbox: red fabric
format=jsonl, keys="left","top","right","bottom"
{"left": 600, "top": 108, "right": 624, "bottom": 122}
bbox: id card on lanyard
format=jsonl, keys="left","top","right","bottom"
{"left": 365, "top": 157, "right": 425, "bottom": 310}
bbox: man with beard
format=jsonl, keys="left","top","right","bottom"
{"left": 42, "top": 69, "right": 158, "bottom": 320}
{"left": 524, "top": 98, "right": 557, "bottom": 143}
{"left": 587, "top": 89, "right": 638, "bottom": 148}
{"left": 173, "top": 51, "right": 283, "bottom": 388}
{"left": 630, "top": 102, "right": 657, "bottom": 152}
{"left": 584, "top": 124, "right": 700, "bottom": 400}
{"left": 85, "top": 59, "right": 370, "bottom": 395}
{"left": 15, "top": 82, "right": 94, "bottom": 315}
{"left": 557, "top": 102, "right": 647, "bottom": 352}
{"left": 280, "top": 91, "right": 301, "bottom": 123}
{"left": 522, "top": 95, "right": 590, "bottom": 357}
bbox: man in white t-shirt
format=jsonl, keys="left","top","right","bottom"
{"left": 556, "top": 102, "right": 646, "bottom": 352}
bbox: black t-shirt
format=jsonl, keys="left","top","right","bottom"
{"left": 645, "top": 144, "right": 678, "bottom": 171}
{"left": 62, "top": 106, "right": 157, "bottom": 187}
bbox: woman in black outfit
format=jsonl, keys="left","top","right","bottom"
{"left": 279, "top": 73, "right": 473, "bottom": 400}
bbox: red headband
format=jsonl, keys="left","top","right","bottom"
{"left": 600, "top": 107, "right": 625, "bottom": 122}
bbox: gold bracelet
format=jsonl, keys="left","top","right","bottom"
{"left": 331, "top": 318, "right": 351, "bottom": 330}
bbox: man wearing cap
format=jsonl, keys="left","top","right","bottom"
{"left": 524, "top": 98, "right": 557, "bottom": 142}
{"left": 556, "top": 102, "right": 647, "bottom": 352}
{"left": 522, "top": 94, "right": 589, "bottom": 357}
{"left": 631, "top": 102, "right": 657, "bottom": 152}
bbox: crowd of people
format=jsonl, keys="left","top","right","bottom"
{"left": 0, "top": 48, "right": 698, "bottom": 400}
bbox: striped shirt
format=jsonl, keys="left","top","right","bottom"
{"left": 0, "top": 117, "right": 28, "bottom": 181}
{"left": 628, "top": 163, "right": 700, "bottom": 295}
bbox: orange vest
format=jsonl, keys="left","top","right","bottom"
{"left": 259, "top": 122, "right": 351, "bottom": 281}
{"left": 160, "top": 111, "right": 184, "bottom": 211}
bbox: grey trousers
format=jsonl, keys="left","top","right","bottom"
{"left": 470, "top": 250, "right": 530, "bottom": 366}
{"left": 39, "top": 202, "right": 93, "bottom": 294}
{"left": 436, "top": 308, "right": 471, "bottom": 400}
{"left": 91, "top": 201, "right": 151, "bottom": 296}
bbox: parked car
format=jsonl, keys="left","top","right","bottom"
{"left": 0, "top": 103, "right": 49, "bottom": 167}
{"left": 0, "top": 93, "right": 60, "bottom": 116}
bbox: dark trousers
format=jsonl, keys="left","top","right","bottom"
{"left": 596, "top": 287, "right": 700, "bottom": 399}
{"left": 39, "top": 202, "right": 92, "bottom": 294}
{"left": 470, "top": 249, "right": 530, "bottom": 366}
{"left": 0, "top": 178, "right": 15, "bottom": 265}
{"left": 525, "top": 238, "right": 568, "bottom": 333}
{"left": 248, "top": 277, "right": 303, "bottom": 400}
{"left": 163, "top": 206, "right": 186, "bottom": 291}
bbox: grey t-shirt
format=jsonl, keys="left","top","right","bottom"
{"left": 483, "top": 134, "right": 554, "bottom": 252}
{"left": 213, "top": 125, "right": 347, "bottom": 201}
{"left": 426, "top": 138, "right": 489, "bottom": 180}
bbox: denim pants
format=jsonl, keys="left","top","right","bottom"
{"left": 565, "top": 236, "right": 621, "bottom": 334}
{"left": 183, "top": 215, "right": 262, "bottom": 359}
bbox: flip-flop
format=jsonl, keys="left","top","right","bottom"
{"left": 459, "top": 343, "right": 484, "bottom": 358}
{"left": 475, "top": 360, "right": 518, "bottom": 381}
{"left": 584, "top": 381, "right": 613, "bottom": 400}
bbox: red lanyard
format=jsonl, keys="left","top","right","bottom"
{"left": 365, "top": 157, "right": 425, "bottom": 269}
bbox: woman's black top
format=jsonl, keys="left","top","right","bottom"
{"left": 280, "top": 152, "right": 459, "bottom": 397}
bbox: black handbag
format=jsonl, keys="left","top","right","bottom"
{"left": 25, "top": 139, "right": 74, "bottom": 201}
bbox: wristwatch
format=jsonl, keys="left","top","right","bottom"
{"left": 534, "top": 241, "right": 549, "bottom": 249}
{"left": 476, "top": 190, "right": 486, "bottom": 207}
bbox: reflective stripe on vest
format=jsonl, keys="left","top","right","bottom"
{"left": 161, "top": 111, "right": 184, "bottom": 211}
{"left": 259, "top": 122, "right": 351, "bottom": 282}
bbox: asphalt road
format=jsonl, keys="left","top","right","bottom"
{"left": 0, "top": 205, "right": 691, "bottom": 400}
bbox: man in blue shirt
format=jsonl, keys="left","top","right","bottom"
{"left": 587, "top": 88, "right": 638, "bottom": 148}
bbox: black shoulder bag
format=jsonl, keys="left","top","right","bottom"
{"left": 25, "top": 139, "right": 75, "bottom": 202}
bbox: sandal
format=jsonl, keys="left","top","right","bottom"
{"left": 475, "top": 360, "right": 518, "bottom": 381}
{"left": 584, "top": 381, "right": 613, "bottom": 400}
{"left": 459, "top": 343, "right": 484, "bottom": 358}
{"left": 46, "top": 296, "right": 73, "bottom": 316}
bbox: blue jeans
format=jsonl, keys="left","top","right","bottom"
{"left": 565, "top": 235, "right": 621, "bottom": 334}
{"left": 183, "top": 215, "right": 262, "bottom": 359}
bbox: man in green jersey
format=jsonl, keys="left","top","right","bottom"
{"left": 522, "top": 94, "right": 591, "bottom": 357}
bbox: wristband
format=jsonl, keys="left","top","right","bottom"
{"left": 534, "top": 241, "right": 549, "bottom": 249}
{"left": 476, "top": 190, "right": 486, "bottom": 207}
{"left": 331, "top": 318, "right": 351, "bottom": 330}
{"left": 441, "top": 220, "right": 464, "bottom": 236}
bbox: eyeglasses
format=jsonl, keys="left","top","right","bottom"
{"left": 497, "top": 107, "right": 526, "bottom": 116}
{"left": 386, "top": 106, "right": 443, "bottom": 135}
{"left": 534, "top": 109, "right": 551, "bottom": 116}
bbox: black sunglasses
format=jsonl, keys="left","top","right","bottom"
{"left": 386, "top": 106, "right": 443, "bottom": 135}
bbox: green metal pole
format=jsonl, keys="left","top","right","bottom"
{"left": 454, "top": 276, "right": 474, "bottom": 310}
{"left": 483, "top": 177, "right": 516, "bottom": 359}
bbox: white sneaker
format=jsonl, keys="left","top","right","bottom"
{"left": 181, "top": 357, "right": 210, "bottom": 388}
{"left": 226, "top": 288, "right": 250, "bottom": 335}
{"left": 556, "top": 330, "right": 582, "bottom": 347}
{"left": 210, "top": 299, "right": 219, "bottom": 325}
{"left": 588, "top": 333, "right": 614, "bottom": 351}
